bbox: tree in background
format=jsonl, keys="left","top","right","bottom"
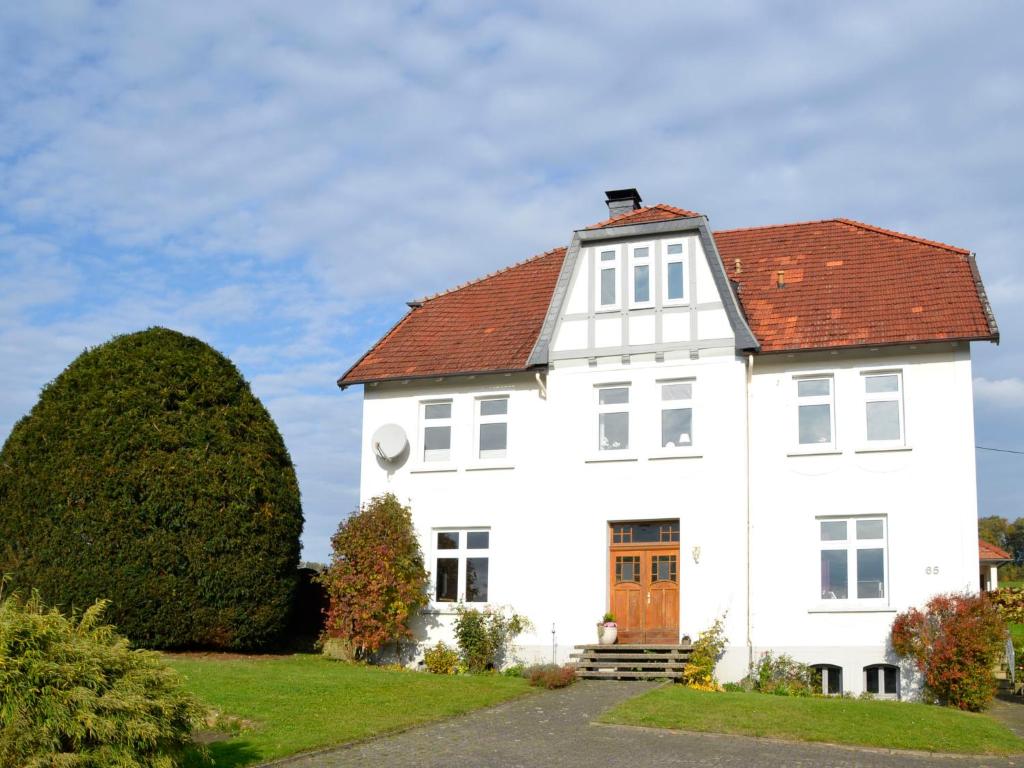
{"left": 0, "top": 327, "right": 303, "bottom": 650}
{"left": 321, "top": 494, "right": 429, "bottom": 659}
{"left": 979, "top": 515, "right": 1024, "bottom": 581}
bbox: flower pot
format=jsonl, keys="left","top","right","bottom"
{"left": 597, "top": 622, "right": 618, "bottom": 645}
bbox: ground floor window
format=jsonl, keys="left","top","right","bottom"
{"left": 433, "top": 528, "right": 490, "bottom": 603}
{"left": 819, "top": 516, "right": 887, "bottom": 601}
{"left": 811, "top": 664, "right": 843, "bottom": 695}
{"left": 864, "top": 664, "right": 900, "bottom": 698}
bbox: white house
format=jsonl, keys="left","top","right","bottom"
{"left": 338, "top": 189, "right": 999, "bottom": 697}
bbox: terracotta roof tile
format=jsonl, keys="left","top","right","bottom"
{"left": 716, "top": 218, "right": 997, "bottom": 353}
{"left": 339, "top": 211, "right": 997, "bottom": 386}
{"left": 980, "top": 539, "right": 1012, "bottom": 562}
{"left": 587, "top": 203, "right": 702, "bottom": 230}
{"left": 339, "top": 248, "right": 566, "bottom": 385}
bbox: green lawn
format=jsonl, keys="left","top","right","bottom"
{"left": 166, "top": 654, "right": 531, "bottom": 767}
{"left": 599, "top": 686, "right": 1024, "bottom": 755}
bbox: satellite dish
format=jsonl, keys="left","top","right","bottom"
{"left": 371, "top": 424, "right": 408, "bottom": 462}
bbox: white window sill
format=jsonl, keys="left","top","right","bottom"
{"left": 787, "top": 448, "right": 842, "bottom": 457}
{"left": 649, "top": 451, "right": 703, "bottom": 461}
{"left": 585, "top": 453, "right": 639, "bottom": 464}
{"left": 808, "top": 604, "right": 896, "bottom": 614}
{"left": 410, "top": 465, "right": 459, "bottom": 474}
{"left": 854, "top": 445, "right": 913, "bottom": 454}
{"left": 465, "top": 463, "right": 515, "bottom": 472}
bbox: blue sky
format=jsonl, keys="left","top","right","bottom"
{"left": 2, "top": 2, "right": 1022, "bottom": 562}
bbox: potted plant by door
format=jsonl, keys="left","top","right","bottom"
{"left": 597, "top": 612, "right": 617, "bottom": 645}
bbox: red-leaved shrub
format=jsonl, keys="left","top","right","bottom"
{"left": 320, "top": 494, "right": 429, "bottom": 659}
{"left": 526, "top": 664, "right": 577, "bottom": 689}
{"left": 890, "top": 592, "right": 1006, "bottom": 711}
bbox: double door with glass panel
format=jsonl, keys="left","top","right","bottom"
{"left": 609, "top": 521, "right": 681, "bottom": 644}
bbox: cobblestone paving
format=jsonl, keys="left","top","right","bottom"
{"left": 273, "top": 681, "right": 1024, "bottom": 768}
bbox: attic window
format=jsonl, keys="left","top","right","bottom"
{"left": 629, "top": 245, "right": 654, "bottom": 309}
{"left": 663, "top": 241, "right": 688, "bottom": 305}
{"left": 597, "top": 249, "right": 620, "bottom": 310}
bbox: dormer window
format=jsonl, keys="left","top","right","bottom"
{"left": 629, "top": 244, "right": 654, "bottom": 309}
{"left": 662, "top": 241, "right": 689, "bottom": 305}
{"left": 597, "top": 248, "right": 620, "bottom": 310}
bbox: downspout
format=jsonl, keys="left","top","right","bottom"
{"left": 535, "top": 371, "right": 548, "bottom": 400}
{"left": 745, "top": 352, "right": 754, "bottom": 670}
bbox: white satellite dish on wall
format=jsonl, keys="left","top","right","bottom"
{"left": 371, "top": 424, "right": 408, "bottom": 462}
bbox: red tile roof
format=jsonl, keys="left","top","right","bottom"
{"left": 980, "top": 539, "right": 1012, "bottom": 562}
{"left": 339, "top": 248, "right": 566, "bottom": 385}
{"left": 588, "top": 203, "right": 702, "bottom": 230}
{"left": 339, "top": 209, "right": 997, "bottom": 386}
{"left": 717, "top": 218, "right": 996, "bottom": 353}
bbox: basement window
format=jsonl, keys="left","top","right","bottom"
{"left": 864, "top": 664, "right": 900, "bottom": 699}
{"left": 811, "top": 664, "right": 843, "bottom": 695}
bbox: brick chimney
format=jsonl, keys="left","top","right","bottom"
{"left": 605, "top": 188, "right": 642, "bottom": 218}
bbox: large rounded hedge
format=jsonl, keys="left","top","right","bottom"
{"left": 0, "top": 327, "right": 303, "bottom": 650}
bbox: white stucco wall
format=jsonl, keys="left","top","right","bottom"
{"left": 355, "top": 340, "right": 981, "bottom": 696}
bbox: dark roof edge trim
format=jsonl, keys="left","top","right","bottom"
{"left": 339, "top": 366, "right": 542, "bottom": 390}
{"left": 526, "top": 233, "right": 581, "bottom": 367}
{"left": 751, "top": 335, "right": 997, "bottom": 357}
{"left": 967, "top": 252, "right": 1000, "bottom": 344}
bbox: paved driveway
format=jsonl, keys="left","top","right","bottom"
{"left": 274, "top": 681, "right": 1023, "bottom": 768}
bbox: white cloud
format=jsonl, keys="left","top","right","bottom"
{"left": 2, "top": 0, "right": 1024, "bottom": 552}
{"left": 975, "top": 377, "right": 1024, "bottom": 409}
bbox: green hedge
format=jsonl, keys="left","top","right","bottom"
{"left": 0, "top": 327, "right": 303, "bottom": 649}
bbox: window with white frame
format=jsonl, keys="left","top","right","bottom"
{"left": 597, "top": 385, "right": 629, "bottom": 451}
{"left": 476, "top": 396, "right": 508, "bottom": 459}
{"left": 660, "top": 380, "right": 693, "bottom": 448}
{"left": 662, "top": 241, "right": 688, "bottom": 305}
{"left": 433, "top": 529, "right": 490, "bottom": 603}
{"left": 863, "top": 371, "right": 904, "bottom": 443}
{"left": 819, "top": 517, "right": 887, "bottom": 601}
{"left": 597, "top": 248, "right": 620, "bottom": 310}
{"left": 422, "top": 400, "right": 452, "bottom": 462}
{"left": 811, "top": 664, "right": 843, "bottom": 695}
{"left": 864, "top": 664, "right": 900, "bottom": 698}
{"left": 796, "top": 376, "right": 835, "bottom": 447}
{"left": 629, "top": 244, "right": 654, "bottom": 308}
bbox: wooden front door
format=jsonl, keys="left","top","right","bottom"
{"left": 609, "top": 521, "right": 680, "bottom": 644}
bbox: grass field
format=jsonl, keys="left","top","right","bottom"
{"left": 166, "top": 654, "right": 531, "bottom": 767}
{"left": 599, "top": 686, "right": 1024, "bottom": 755}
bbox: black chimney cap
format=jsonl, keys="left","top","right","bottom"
{"left": 605, "top": 188, "right": 642, "bottom": 206}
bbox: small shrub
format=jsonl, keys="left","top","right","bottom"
{"left": 526, "top": 664, "right": 577, "bottom": 689}
{"left": 991, "top": 587, "right": 1024, "bottom": 624}
{"left": 453, "top": 604, "right": 531, "bottom": 673}
{"left": 891, "top": 591, "right": 1006, "bottom": 711}
{"left": 320, "top": 494, "right": 430, "bottom": 660}
{"left": 0, "top": 584, "right": 205, "bottom": 768}
{"left": 681, "top": 615, "right": 727, "bottom": 691}
{"left": 747, "top": 651, "right": 813, "bottom": 696}
{"left": 722, "top": 681, "right": 745, "bottom": 693}
{"left": 503, "top": 663, "right": 525, "bottom": 677}
{"left": 423, "top": 641, "right": 461, "bottom": 675}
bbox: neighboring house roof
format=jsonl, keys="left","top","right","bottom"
{"left": 338, "top": 205, "right": 998, "bottom": 387}
{"left": 980, "top": 538, "right": 1013, "bottom": 563}
{"left": 718, "top": 218, "right": 999, "bottom": 353}
{"left": 339, "top": 248, "right": 566, "bottom": 385}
